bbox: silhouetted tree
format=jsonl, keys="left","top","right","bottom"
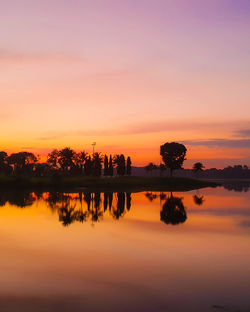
{"left": 145, "top": 162, "right": 157, "bottom": 176}
{"left": 73, "top": 151, "right": 87, "bottom": 174}
{"left": 126, "top": 156, "right": 132, "bottom": 175}
{"left": 7, "top": 152, "right": 37, "bottom": 175}
{"left": 193, "top": 162, "right": 204, "bottom": 173}
{"left": 160, "top": 142, "right": 187, "bottom": 177}
{"left": 114, "top": 154, "right": 126, "bottom": 176}
{"left": 0, "top": 151, "right": 7, "bottom": 162}
{"left": 0, "top": 151, "right": 12, "bottom": 175}
{"left": 159, "top": 164, "right": 167, "bottom": 177}
{"left": 160, "top": 193, "right": 187, "bottom": 225}
{"left": 108, "top": 155, "right": 113, "bottom": 176}
{"left": 47, "top": 149, "right": 59, "bottom": 171}
{"left": 104, "top": 155, "right": 109, "bottom": 176}
{"left": 92, "top": 153, "right": 103, "bottom": 177}
{"left": 192, "top": 162, "right": 205, "bottom": 178}
{"left": 58, "top": 147, "right": 75, "bottom": 173}
{"left": 152, "top": 164, "right": 158, "bottom": 175}
{"left": 84, "top": 156, "right": 93, "bottom": 176}
{"left": 0, "top": 151, "right": 7, "bottom": 171}
{"left": 34, "top": 163, "right": 50, "bottom": 177}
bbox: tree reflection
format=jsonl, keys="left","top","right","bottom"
{"left": 145, "top": 192, "right": 158, "bottom": 202}
{"left": 126, "top": 193, "right": 131, "bottom": 211}
{"left": 47, "top": 192, "right": 65, "bottom": 212}
{"left": 0, "top": 190, "right": 190, "bottom": 227}
{"left": 111, "top": 192, "right": 126, "bottom": 220}
{"left": 193, "top": 195, "right": 205, "bottom": 206}
{"left": 84, "top": 192, "right": 91, "bottom": 211}
{"left": 160, "top": 193, "right": 187, "bottom": 225}
{"left": 1, "top": 191, "right": 36, "bottom": 208}
{"left": 58, "top": 200, "right": 76, "bottom": 226}
{"left": 108, "top": 193, "right": 113, "bottom": 211}
{"left": 104, "top": 192, "right": 108, "bottom": 212}
{"left": 90, "top": 192, "right": 103, "bottom": 223}
{"left": 74, "top": 209, "right": 89, "bottom": 223}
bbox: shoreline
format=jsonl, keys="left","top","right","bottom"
{"left": 0, "top": 176, "right": 219, "bottom": 192}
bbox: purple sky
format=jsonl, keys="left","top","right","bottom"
{"left": 0, "top": 0, "right": 250, "bottom": 166}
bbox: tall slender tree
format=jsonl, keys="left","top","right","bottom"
{"left": 108, "top": 155, "right": 113, "bottom": 176}
{"left": 114, "top": 154, "right": 126, "bottom": 176}
{"left": 92, "top": 152, "right": 103, "bottom": 177}
{"left": 47, "top": 149, "right": 59, "bottom": 171}
{"left": 126, "top": 156, "right": 132, "bottom": 175}
{"left": 74, "top": 151, "right": 87, "bottom": 174}
{"left": 84, "top": 156, "right": 93, "bottom": 176}
{"left": 104, "top": 155, "right": 109, "bottom": 176}
{"left": 0, "top": 151, "right": 11, "bottom": 175}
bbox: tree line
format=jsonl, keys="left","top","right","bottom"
{"left": 146, "top": 141, "right": 250, "bottom": 179}
{"left": 0, "top": 148, "right": 132, "bottom": 177}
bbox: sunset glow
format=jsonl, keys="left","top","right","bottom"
{"left": 1, "top": 0, "right": 249, "bottom": 167}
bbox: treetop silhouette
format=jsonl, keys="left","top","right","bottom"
{"left": 160, "top": 142, "right": 187, "bottom": 177}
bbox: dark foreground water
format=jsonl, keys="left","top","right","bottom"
{"left": 0, "top": 186, "right": 249, "bottom": 312}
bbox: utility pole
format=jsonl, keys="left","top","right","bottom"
{"left": 92, "top": 142, "right": 96, "bottom": 155}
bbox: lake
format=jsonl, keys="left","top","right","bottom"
{"left": 0, "top": 186, "right": 249, "bottom": 312}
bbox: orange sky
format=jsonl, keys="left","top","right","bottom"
{"left": 0, "top": 0, "right": 249, "bottom": 167}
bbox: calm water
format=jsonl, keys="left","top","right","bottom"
{"left": 0, "top": 186, "right": 250, "bottom": 312}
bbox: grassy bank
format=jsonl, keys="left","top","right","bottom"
{"left": 0, "top": 175, "right": 219, "bottom": 192}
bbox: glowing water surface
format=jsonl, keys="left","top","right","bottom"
{"left": 0, "top": 186, "right": 249, "bottom": 312}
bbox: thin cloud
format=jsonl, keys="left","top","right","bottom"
{"left": 38, "top": 120, "right": 249, "bottom": 140}
{"left": 182, "top": 139, "right": 250, "bottom": 148}
{"left": 117, "top": 120, "right": 243, "bottom": 135}
{"left": 235, "top": 128, "right": 250, "bottom": 138}
{"left": 239, "top": 220, "right": 250, "bottom": 228}
{"left": 0, "top": 49, "right": 85, "bottom": 64}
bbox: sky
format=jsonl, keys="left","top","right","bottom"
{"left": 0, "top": 0, "right": 250, "bottom": 167}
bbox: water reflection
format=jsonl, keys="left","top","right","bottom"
{"left": 0, "top": 190, "right": 191, "bottom": 227}
{"left": 144, "top": 191, "right": 188, "bottom": 225}
{"left": 0, "top": 191, "right": 135, "bottom": 226}
{"left": 0, "top": 187, "right": 250, "bottom": 312}
{"left": 223, "top": 181, "right": 250, "bottom": 192}
{"left": 193, "top": 195, "right": 205, "bottom": 206}
{"left": 1, "top": 186, "right": 250, "bottom": 228}
{"left": 160, "top": 193, "right": 187, "bottom": 225}
{"left": 0, "top": 190, "right": 36, "bottom": 208}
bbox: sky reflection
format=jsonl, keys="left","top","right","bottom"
{"left": 0, "top": 187, "right": 249, "bottom": 312}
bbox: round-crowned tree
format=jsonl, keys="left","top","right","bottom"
{"left": 160, "top": 142, "right": 187, "bottom": 177}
